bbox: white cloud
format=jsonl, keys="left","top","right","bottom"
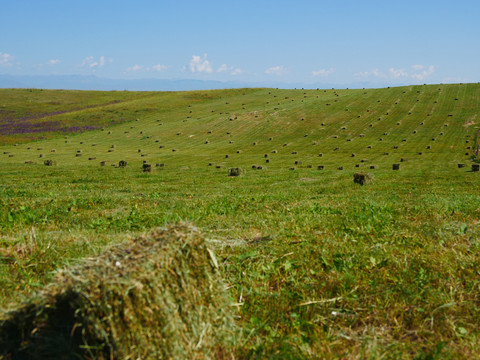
{"left": 411, "top": 65, "right": 434, "bottom": 81}
{"left": 355, "top": 65, "right": 435, "bottom": 82}
{"left": 82, "top": 55, "right": 108, "bottom": 69}
{"left": 354, "top": 69, "right": 385, "bottom": 78}
{"left": 265, "top": 65, "right": 287, "bottom": 75}
{"left": 189, "top": 54, "right": 212, "bottom": 73}
{"left": 151, "top": 64, "right": 168, "bottom": 72}
{"left": 389, "top": 67, "right": 408, "bottom": 78}
{"left": 217, "top": 64, "right": 229, "bottom": 73}
{"left": 126, "top": 64, "right": 142, "bottom": 72}
{"left": 217, "top": 63, "right": 243, "bottom": 75}
{"left": 47, "top": 59, "right": 61, "bottom": 66}
{"left": 0, "top": 52, "right": 14, "bottom": 66}
{"left": 312, "top": 68, "right": 336, "bottom": 77}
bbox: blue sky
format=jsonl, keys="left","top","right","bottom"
{"left": 0, "top": 0, "right": 479, "bottom": 87}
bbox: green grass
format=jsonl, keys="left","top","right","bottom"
{"left": 1, "top": 84, "right": 480, "bottom": 358}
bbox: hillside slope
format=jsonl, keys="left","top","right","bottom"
{"left": 1, "top": 84, "right": 479, "bottom": 171}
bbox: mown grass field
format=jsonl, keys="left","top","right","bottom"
{"left": 1, "top": 84, "right": 480, "bottom": 359}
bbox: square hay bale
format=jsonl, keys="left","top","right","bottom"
{"left": 473, "top": 164, "right": 480, "bottom": 172}
{"left": 337, "top": 166, "right": 343, "bottom": 170}
{"left": 393, "top": 163, "right": 400, "bottom": 170}
{"left": 228, "top": 167, "right": 244, "bottom": 176}
{"left": 353, "top": 172, "right": 374, "bottom": 185}
{"left": 458, "top": 163, "right": 465, "bottom": 168}
{"left": 100, "top": 161, "right": 107, "bottom": 166}
{"left": 142, "top": 164, "right": 152, "bottom": 172}
{"left": 0, "top": 225, "right": 237, "bottom": 359}
{"left": 118, "top": 160, "right": 127, "bottom": 168}
{"left": 43, "top": 160, "right": 56, "bottom": 166}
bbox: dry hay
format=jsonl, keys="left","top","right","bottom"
{"left": 353, "top": 172, "right": 374, "bottom": 185}
{"left": 0, "top": 224, "right": 237, "bottom": 360}
{"left": 228, "top": 167, "right": 244, "bottom": 177}
{"left": 43, "top": 160, "right": 56, "bottom": 166}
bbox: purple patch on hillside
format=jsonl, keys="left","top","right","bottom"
{"left": 0, "top": 120, "right": 99, "bottom": 135}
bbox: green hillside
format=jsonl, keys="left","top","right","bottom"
{"left": 1, "top": 84, "right": 480, "bottom": 359}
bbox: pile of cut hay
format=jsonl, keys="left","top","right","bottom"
{"left": 0, "top": 224, "right": 237, "bottom": 359}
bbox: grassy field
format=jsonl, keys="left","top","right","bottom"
{"left": 1, "top": 84, "right": 480, "bottom": 359}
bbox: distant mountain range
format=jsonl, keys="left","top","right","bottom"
{"left": 0, "top": 74, "right": 401, "bottom": 91}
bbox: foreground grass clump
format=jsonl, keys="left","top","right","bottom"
{"left": 0, "top": 223, "right": 237, "bottom": 359}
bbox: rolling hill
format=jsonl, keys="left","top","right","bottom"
{"left": 1, "top": 83, "right": 480, "bottom": 359}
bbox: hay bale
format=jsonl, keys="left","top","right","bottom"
{"left": 228, "top": 167, "right": 244, "bottom": 176}
{"left": 0, "top": 225, "right": 237, "bottom": 360}
{"left": 317, "top": 165, "right": 324, "bottom": 170}
{"left": 473, "top": 164, "right": 480, "bottom": 172}
{"left": 393, "top": 164, "right": 400, "bottom": 170}
{"left": 337, "top": 166, "right": 343, "bottom": 170}
{"left": 100, "top": 161, "right": 106, "bottom": 166}
{"left": 458, "top": 163, "right": 465, "bottom": 168}
{"left": 142, "top": 164, "right": 152, "bottom": 172}
{"left": 294, "top": 160, "right": 302, "bottom": 165}
{"left": 43, "top": 160, "right": 56, "bottom": 166}
{"left": 118, "top": 160, "right": 127, "bottom": 168}
{"left": 353, "top": 172, "right": 374, "bottom": 185}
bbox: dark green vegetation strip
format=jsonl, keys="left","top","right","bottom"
{"left": 1, "top": 84, "right": 480, "bottom": 358}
